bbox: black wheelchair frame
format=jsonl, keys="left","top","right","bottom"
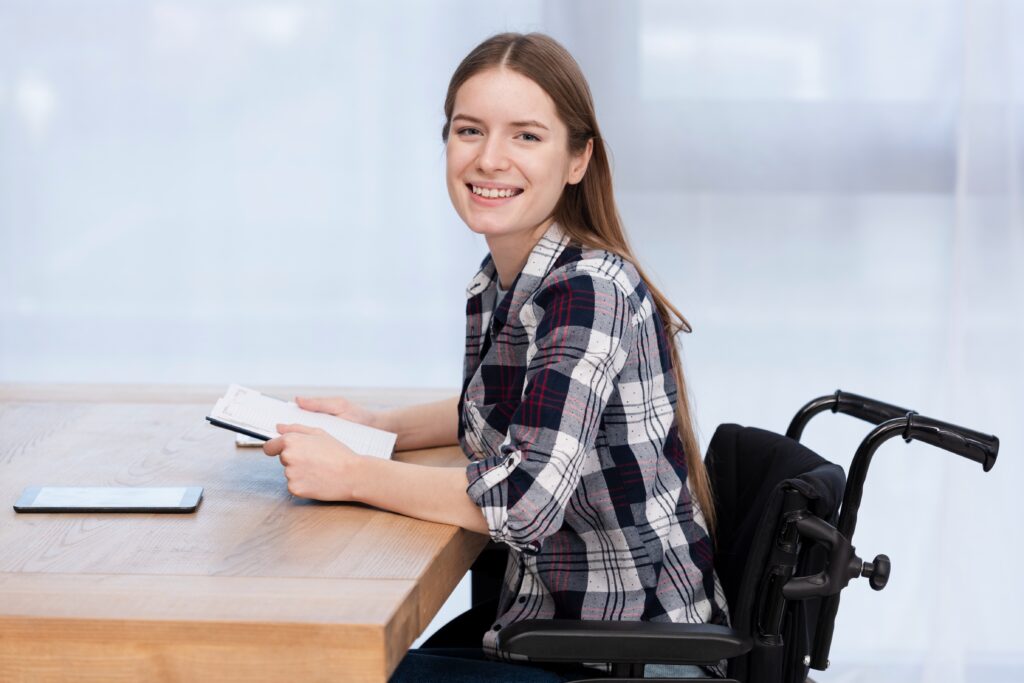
{"left": 481, "top": 390, "right": 999, "bottom": 682}
{"left": 784, "top": 391, "right": 997, "bottom": 672}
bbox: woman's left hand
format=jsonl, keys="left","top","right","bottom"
{"left": 262, "top": 424, "right": 364, "bottom": 501}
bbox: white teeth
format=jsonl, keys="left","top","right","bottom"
{"left": 472, "top": 185, "right": 520, "bottom": 199}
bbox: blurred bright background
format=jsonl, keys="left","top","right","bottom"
{"left": 1, "top": 1, "right": 1021, "bottom": 681}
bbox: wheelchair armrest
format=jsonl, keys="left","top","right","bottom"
{"left": 496, "top": 619, "right": 752, "bottom": 665}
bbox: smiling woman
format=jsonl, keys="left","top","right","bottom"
{"left": 262, "top": 32, "right": 727, "bottom": 682}
{"left": 444, "top": 68, "right": 592, "bottom": 290}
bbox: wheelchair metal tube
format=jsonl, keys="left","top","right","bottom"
{"left": 840, "top": 415, "right": 997, "bottom": 542}
{"left": 786, "top": 390, "right": 912, "bottom": 442}
{"left": 809, "top": 414, "right": 1000, "bottom": 669}
{"left": 756, "top": 488, "right": 808, "bottom": 645}
{"left": 809, "top": 417, "right": 905, "bottom": 669}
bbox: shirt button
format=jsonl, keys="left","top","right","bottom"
{"left": 518, "top": 596, "right": 527, "bottom": 604}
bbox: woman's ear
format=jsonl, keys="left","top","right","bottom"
{"left": 567, "top": 138, "right": 594, "bottom": 185}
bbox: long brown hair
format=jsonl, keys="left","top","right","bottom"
{"left": 442, "top": 33, "right": 716, "bottom": 535}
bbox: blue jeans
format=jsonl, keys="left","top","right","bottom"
{"left": 388, "top": 647, "right": 602, "bottom": 683}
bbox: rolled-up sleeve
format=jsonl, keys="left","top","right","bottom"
{"left": 465, "top": 269, "right": 635, "bottom": 553}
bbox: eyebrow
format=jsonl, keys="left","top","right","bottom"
{"left": 452, "top": 113, "right": 550, "bottom": 131}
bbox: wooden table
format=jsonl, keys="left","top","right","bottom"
{"left": 0, "top": 384, "right": 489, "bottom": 682}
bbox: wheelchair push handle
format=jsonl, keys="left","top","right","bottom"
{"left": 904, "top": 413, "right": 998, "bottom": 472}
{"left": 788, "top": 390, "right": 1000, "bottom": 472}
{"left": 787, "top": 390, "right": 911, "bottom": 440}
{"left": 834, "top": 391, "right": 912, "bottom": 425}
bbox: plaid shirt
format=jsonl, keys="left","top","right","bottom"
{"left": 458, "top": 222, "right": 730, "bottom": 664}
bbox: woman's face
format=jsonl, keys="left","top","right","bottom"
{"left": 445, "top": 68, "right": 591, "bottom": 241}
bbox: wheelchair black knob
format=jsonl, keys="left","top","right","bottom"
{"left": 861, "top": 553, "right": 891, "bottom": 591}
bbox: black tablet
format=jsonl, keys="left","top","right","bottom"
{"left": 13, "top": 486, "right": 203, "bottom": 513}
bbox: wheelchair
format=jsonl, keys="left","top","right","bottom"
{"left": 432, "top": 390, "right": 1000, "bottom": 682}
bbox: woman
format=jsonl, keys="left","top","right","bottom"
{"left": 263, "top": 33, "right": 729, "bottom": 681}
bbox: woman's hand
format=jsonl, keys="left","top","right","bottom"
{"left": 295, "top": 395, "right": 385, "bottom": 430}
{"left": 262, "top": 423, "right": 366, "bottom": 501}
{"left": 263, "top": 423, "right": 488, "bottom": 535}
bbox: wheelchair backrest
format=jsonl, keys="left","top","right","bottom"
{"left": 705, "top": 424, "right": 846, "bottom": 683}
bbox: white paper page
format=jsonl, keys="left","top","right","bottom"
{"left": 209, "top": 385, "right": 397, "bottom": 459}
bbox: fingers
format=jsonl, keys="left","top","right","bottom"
{"left": 296, "top": 396, "right": 346, "bottom": 414}
{"left": 262, "top": 430, "right": 315, "bottom": 456}
{"left": 276, "top": 423, "right": 325, "bottom": 436}
{"left": 263, "top": 436, "right": 285, "bottom": 457}
{"left": 262, "top": 440, "right": 304, "bottom": 497}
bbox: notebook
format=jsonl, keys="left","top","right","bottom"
{"left": 206, "top": 384, "right": 397, "bottom": 459}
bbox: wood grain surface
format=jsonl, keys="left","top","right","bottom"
{"left": 0, "top": 385, "right": 488, "bottom": 683}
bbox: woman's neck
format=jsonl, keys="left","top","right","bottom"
{"left": 485, "top": 219, "right": 554, "bottom": 289}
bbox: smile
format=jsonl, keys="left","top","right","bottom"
{"left": 467, "top": 183, "right": 524, "bottom": 200}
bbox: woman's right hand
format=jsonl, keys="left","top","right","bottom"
{"left": 295, "top": 396, "right": 387, "bottom": 431}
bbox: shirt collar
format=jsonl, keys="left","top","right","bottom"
{"left": 465, "top": 222, "right": 571, "bottom": 303}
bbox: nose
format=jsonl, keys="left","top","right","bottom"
{"left": 476, "top": 136, "right": 510, "bottom": 174}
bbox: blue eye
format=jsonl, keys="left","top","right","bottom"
{"left": 457, "top": 127, "right": 482, "bottom": 136}
{"left": 519, "top": 133, "right": 541, "bottom": 142}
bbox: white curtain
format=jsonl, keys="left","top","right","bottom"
{"left": 1, "top": 2, "right": 1020, "bottom": 680}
